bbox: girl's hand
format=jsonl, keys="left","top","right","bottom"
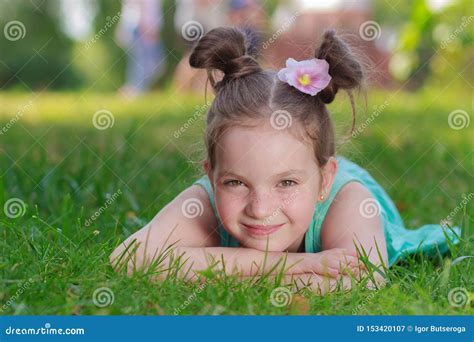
{"left": 293, "top": 248, "right": 362, "bottom": 278}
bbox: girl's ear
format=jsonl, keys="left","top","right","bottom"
{"left": 203, "top": 160, "right": 214, "bottom": 188}
{"left": 320, "top": 157, "right": 338, "bottom": 199}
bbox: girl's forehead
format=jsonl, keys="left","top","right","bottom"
{"left": 215, "top": 123, "right": 317, "bottom": 170}
{"left": 219, "top": 120, "right": 308, "bottom": 147}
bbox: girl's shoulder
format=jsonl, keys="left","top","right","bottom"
{"left": 178, "top": 184, "right": 220, "bottom": 246}
{"left": 140, "top": 183, "right": 220, "bottom": 250}
{"left": 319, "top": 180, "right": 388, "bottom": 265}
{"left": 109, "top": 184, "right": 220, "bottom": 272}
{"left": 324, "top": 181, "right": 374, "bottom": 221}
{"left": 310, "top": 156, "right": 386, "bottom": 249}
{"left": 322, "top": 156, "right": 382, "bottom": 230}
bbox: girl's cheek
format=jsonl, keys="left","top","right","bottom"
{"left": 283, "top": 192, "right": 317, "bottom": 222}
{"left": 279, "top": 183, "right": 311, "bottom": 202}
{"left": 215, "top": 192, "right": 244, "bottom": 221}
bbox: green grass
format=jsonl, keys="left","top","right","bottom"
{"left": 0, "top": 84, "right": 472, "bottom": 315}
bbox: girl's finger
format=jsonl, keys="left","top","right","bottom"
{"left": 314, "top": 264, "right": 340, "bottom": 278}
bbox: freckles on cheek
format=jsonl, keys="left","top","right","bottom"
{"left": 285, "top": 192, "right": 316, "bottom": 224}
{"left": 215, "top": 191, "right": 244, "bottom": 222}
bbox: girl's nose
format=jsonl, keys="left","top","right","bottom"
{"left": 245, "top": 188, "right": 275, "bottom": 220}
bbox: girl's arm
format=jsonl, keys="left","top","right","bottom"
{"left": 110, "top": 185, "right": 361, "bottom": 280}
{"left": 320, "top": 182, "right": 389, "bottom": 287}
{"left": 116, "top": 245, "right": 361, "bottom": 281}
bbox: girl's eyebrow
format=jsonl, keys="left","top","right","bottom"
{"left": 274, "top": 169, "right": 307, "bottom": 177}
{"left": 218, "top": 169, "right": 306, "bottom": 180}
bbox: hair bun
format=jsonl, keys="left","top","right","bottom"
{"left": 224, "top": 55, "right": 260, "bottom": 78}
{"left": 189, "top": 27, "right": 262, "bottom": 90}
{"left": 315, "top": 29, "right": 365, "bottom": 104}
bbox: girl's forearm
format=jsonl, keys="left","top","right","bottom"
{"left": 114, "top": 241, "right": 358, "bottom": 282}
{"left": 113, "top": 239, "right": 381, "bottom": 293}
{"left": 140, "top": 246, "right": 308, "bottom": 281}
{"left": 173, "top": 247, "right": 308, "bottom": 280}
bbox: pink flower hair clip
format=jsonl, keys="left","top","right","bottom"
{"left": 277, "top": 58, "right": 332, "bottom": 96}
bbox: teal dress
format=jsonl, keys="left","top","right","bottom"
{"left": 193, "top": 156, "right": 460, "bottom": 267}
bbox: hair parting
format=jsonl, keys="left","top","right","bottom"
{"left": 189, "top": 27, "right": 367, "bottom": 170}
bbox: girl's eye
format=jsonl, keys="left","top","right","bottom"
{"left": 224, "top": 180, "right": 244, "bottom": 187}
{"left": 280, "top": 180, "right": 297, "bottom": 187}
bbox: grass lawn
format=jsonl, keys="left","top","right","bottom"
{"left": 0, "top": 84, "right": 472, "bottom": 315}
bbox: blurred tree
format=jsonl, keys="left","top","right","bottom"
{"left": 391, "top": 0, "right": 473, "bottom": 89}
{"left": 72, "top": 0, "right": 124, "bottom": 91}
{"left": 400, "top": 0, "right": 435, "bottom": 89}
{"left": 0, "top": 0, "right": 82, "bottom": 90}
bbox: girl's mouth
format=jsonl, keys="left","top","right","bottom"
{"left": 241, "top": 223, "right": 285, "bottom": 236}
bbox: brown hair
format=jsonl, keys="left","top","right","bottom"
{"left": 189, "top": 27, "right": 365, "bottom": 170}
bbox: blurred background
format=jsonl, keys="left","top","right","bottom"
{"left": 0, "top": 0, "right": 472, "bottom": 94}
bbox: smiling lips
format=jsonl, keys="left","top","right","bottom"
{"left": 242, "top": 223, "right": 285, "bottom": 236}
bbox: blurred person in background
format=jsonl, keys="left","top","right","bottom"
{"left": 172, "top": 0, "right": 268, "bottom": 92}
{"left": 228, "top": 0, "right": 267, "bottom": 38}
{"left": 172, "top": 0, "right": 227, "bottom": 92}
{"left": 115, "top": 0, "right": 165, "bottom": 98}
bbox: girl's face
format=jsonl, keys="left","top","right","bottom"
{"left": 206, "top": 120, "right": 336, "bottom": 252}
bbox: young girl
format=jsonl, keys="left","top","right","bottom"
{"left": 111, "top": 27, "right": 460, "bottom": 293}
